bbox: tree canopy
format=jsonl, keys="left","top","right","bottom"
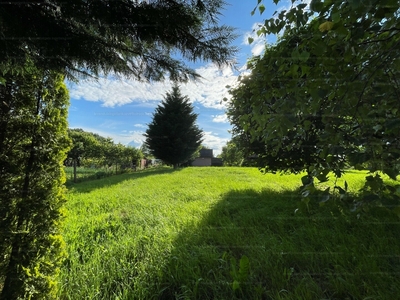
{"left": 0, "top": 0, "right": 237, "bottom": 81}
{"left": 144, "top": 85, "right": 203, "bottom": 168}
{"left": 226, "top": 0, "right": 400, "bottom": 210}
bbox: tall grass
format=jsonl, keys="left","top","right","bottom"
{"left": 59, "top": 167, "right": 400, "bottom": 299}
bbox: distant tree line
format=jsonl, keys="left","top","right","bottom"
{"left": 66, "top": 129, "right": 143, "bottom": 182}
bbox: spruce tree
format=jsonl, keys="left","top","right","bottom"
{"left": 144, "top": 85, "right": 203, "bottom": 168}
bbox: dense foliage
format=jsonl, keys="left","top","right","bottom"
{"left": 144, "top": 85, "right": 203, "bottom": 168}
{"left": 0, "top": 0, "right": 237, "bottom": 81}
{"left": 66, "top": 129, "right": 143, "bottom": 181}
{"left": 226, "top": 0, "right": 400, "bottom": 210}
{"left": 220, "top": 137, "right": 247, "bottom": 166}
{"left": 0, "top": 65, "right": 71, "bottom": 299}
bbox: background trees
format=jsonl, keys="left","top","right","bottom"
{"left": 219, "top": 138, "right": 246, "bottom": 166}
{"left": 66, "top": 129, "right": 143, "bottom": 180}
{"left": 226, "top": 0, "right": 400, "bottom": 209}
{"left": 144, "top": 85, "right": 203, "bottom": 168}
{"left": 66, "top": 129, "right": 102, "bottom": 182}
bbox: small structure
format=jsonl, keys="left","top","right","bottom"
{"left": 191, "top": 149, "right": 222, "bottom": 167}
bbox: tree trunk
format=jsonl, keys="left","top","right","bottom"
{"left": 73, "top": 159, "right": 77, "bottom": 183}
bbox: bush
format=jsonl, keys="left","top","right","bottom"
{"left": 0, "top": 66, "right": 71, "bottom": 299}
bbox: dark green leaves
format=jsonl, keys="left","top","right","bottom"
{"left": 232, "top": 0, "right": 400, "bottom": 212}
{"left": 0, "top": 0, "right": 237, "bottom": 82}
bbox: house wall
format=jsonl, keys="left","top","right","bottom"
{"left": 191, "top": 157, "right": 212, "bottom": 166}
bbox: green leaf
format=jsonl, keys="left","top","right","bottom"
{"left": 383, "top": 169, "right": 398, "bottom": 181}
{"left": 299, "top": 51, "right": 310, "bottom": 62}
{"left": 301, "top": 175, "right": 312, "bottom": 186}
{"left": 301, "top": 65, "right": 310, "bottom": 77}
{"left": 291, "top": 48, "right": 300, "bottom": 60}
{"left": 332, "top": 11, "right": 341, "bottom": 23}
{"left": 290, "top": 64, "right": 299, "bottom": 76}
{"left": 393, "top": 206, "right": 400, "bottom": 218}
{"left": 238, "top": 255, "right": 250, "bottom": 281}
{"left": 348, "top": 0, "right": 361, "bottom": 9}
{"left": 373, "top": 124, "right": 382, "bottom": 133}
{"left": 248, "top": 37, "right": 254, "bottom": 44}
{"left": 257, "top": 27, "right": 267, "bottom": 36}
{"left": 310, "top": 0, "right": 324, "bottom": 12}
{"left": 303, "top": 120, "right": 312, "bottom": 130}
{"left": 259, "top": 4, "right": 266, "bottom": 15}
{"left": 335, "top": 186, "right": 346, "bottom": 195}
{"left": 232, "top": 280, "right": 240, "bottom": 291}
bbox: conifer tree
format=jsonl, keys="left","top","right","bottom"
{"left": 144, "top": 85, "right": 203, "bottom": 168}
{"left": 0, "top": 65, "right": 71, "bottom": 299}
{"left": 0, "top": 0, "right": 237, "bottom": 81}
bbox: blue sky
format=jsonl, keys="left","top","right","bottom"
{"left": 67, "top": 0, "right": 289, "bottom": 155}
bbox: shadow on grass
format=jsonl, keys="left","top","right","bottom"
{"left": 155, "top": 188, "right": 299, "bottom": 300}
{"left": 154, "top": 188, "right": 400, "bottom": 300}
{"left": 65, "top": 167, "right": 181, "bottom": 193}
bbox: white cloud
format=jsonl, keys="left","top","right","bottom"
{"left": 202, "top": 131, "right": 229, "bottom": 156}
{"left": 69, "top": 64, "right": 239, "bottom": 109}
{"left": 125, "top": 130, "right": 146, "bottom": 145}
{"left": 99, "top": 120, "right": 123, "bottom": 129}
{"left": 69, "top": 126, "right": 144, "bottom": 146}
{"left": 243, "top": 23, "right": 266, "bottom": 56}
{"left": 134, "top": 124, "right": 147, "bottom": 128}
{"left": 212, "top": 114, "right": 228, "bottom": 123}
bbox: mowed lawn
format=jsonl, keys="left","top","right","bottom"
{"left": 59, "top": 167, "right": 400, "bottom": 299}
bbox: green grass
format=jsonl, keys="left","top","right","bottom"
{"left": 59, "top": 167, "right": 400, "bottom": 299}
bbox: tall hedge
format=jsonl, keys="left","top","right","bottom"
{"left": 0, "top": 65, "right": 71, "bottom": 299}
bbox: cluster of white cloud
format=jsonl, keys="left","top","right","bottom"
{"left": 202, "top": 131, "right": 229, "bottom": 156}
{"left": 243, "top": 22, "right": 267, "bottom": 56}
{"left": 69, "top": 64, "right": 239, "bottom": 110}
{"left": 212, "top": 114, "right": 228, "bottom": 123}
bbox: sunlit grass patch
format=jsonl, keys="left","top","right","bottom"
{"left": 59, "top": 167, "right": 400, "bottom": 299}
